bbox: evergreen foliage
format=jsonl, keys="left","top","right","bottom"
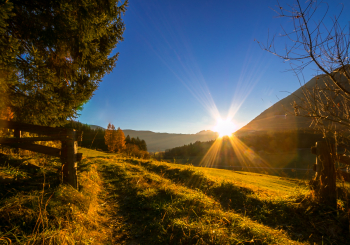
{"left": 64, "top": 121, "right": 148, "bottom": 156}
{"left": 64, "top": 121, "right": 107, "bottom": 151}
{"left": 125, "top": 135, "right": 147, "bottom": 151}
{"left": 0, "top": 0, "right": 128, "bottom": 126}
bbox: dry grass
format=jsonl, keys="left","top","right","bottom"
{"left": 1, "top": 148, "right": 349, "bottom": 244}
{"left": 0, "top": 154, "right": 111, "bottom": 244}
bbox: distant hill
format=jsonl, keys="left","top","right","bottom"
{"left": 122, "top": 130, "right": 218, "bottom": 152}
{"left": 89, "top": 125, "right": 105, "bottom": 130}
{"left": 86, "top": 125, "right": 218, "bottom": 152}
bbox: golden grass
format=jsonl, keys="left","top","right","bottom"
{"left": 1, "top": 148, "right": 348, "bottom": 244}
{"left": 0, "top": 155, "right": 111, "bottom": 244}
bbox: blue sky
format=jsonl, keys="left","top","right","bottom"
{"left": 78, "top": 0, "right": 350, "bottom": 134}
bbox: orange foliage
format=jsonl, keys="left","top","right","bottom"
{"left": 0, "top": 107, "right": 14, "bottom": 121}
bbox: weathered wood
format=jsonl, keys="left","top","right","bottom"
{"left": 0, "top": 119, "right": 66, "bottom": 136}
{"left": 61, "top": 129, "right": 78, "bottom": 189}
{"left": 14, "top": 129, "right": 21, "bottom": 154}
{"left": 0, "top": 121, "right": 83, "bottom": 189}
{"left": 310, "top": 141, "right": 337, "bottom": 207}
{"left": 0, "top": 136, "right": 63, "bottom": 144}
{"left": 14, "top": 129, "right": 21, "bottom": 138}
{"left": 6, "top": 143, "right": 62, "bottom": 158}
{"left": 76, "top": 153, "right": 83, "bottom": 161}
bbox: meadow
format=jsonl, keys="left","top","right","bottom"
{"left": 0, "top": 148, "right": 348, "bottom": 244}
{"left": 165, "top": 148, "right": 316, "bottom": 180}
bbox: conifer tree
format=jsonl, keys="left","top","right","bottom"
{"left": 140, "top": 139, "right": 147, "bottom": 151}
{"left": 0, "top": 0, "right": 128, "bottom": 126}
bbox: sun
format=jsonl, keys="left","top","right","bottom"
{"left": 213, "top": 118, "right": 236, "bottom": 137}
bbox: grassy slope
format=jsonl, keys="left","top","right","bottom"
{"left": 85, "top": 148, "right": 348, "bottom": 244}
{"left": 170, "top": 149, "right": 316, "bottom": 180}
{"left": 198, "top": 168, "right": 306, "bottom": 195}
{"left": 0, "top": 148, "right": 348, "bottom": 244}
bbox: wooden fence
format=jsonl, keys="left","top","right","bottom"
{"left": 0, "top": 119, "right": 82, "bottom": 189}
{"left": 311, "top": 141, "right": 350, "bottom": 207}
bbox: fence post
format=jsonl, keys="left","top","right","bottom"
{"left": 61, "top": 129, "right": 78, "bottom": 189}
{"left": 14, "top": 129, "right": 21, "bottom": 154}
{"left": 310, "top": 141, "right": 336, "bottom": 207}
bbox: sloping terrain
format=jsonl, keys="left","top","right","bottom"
{"left": 89, "top": 148, "right": 349, "bottom": 244}
{"left": 1, "top": 148, "right": 348, "bottom": 244}
{"left": 239, "top": 68, "right": 350, "bottom": 133}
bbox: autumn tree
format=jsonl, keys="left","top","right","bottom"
{"left": 105, "top": 123, "right": 116, "bottom": 152}
{"left": 0, "top": 0, "right": 127, "bottom": 126}
{"left": 115, "top": 127, "right": 126, "bottom": 152}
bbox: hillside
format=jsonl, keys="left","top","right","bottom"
{"left": 1, "top": 148, "right": 348, "bottom": 244}
{"left": 123, "top": 129, "right": 218, "bottom": 152}
{"left": 238, "top": 68, "right": 350, "bottom": 133}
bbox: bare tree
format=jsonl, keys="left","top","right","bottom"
{"left": 258, "top": 0, "right": 350, "bottom": 205}
{"left": 259, "top": 0, "right": 350, "bottom": 133}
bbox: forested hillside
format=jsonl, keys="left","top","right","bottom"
{"left": 161, "top": 129, "right": 323, "bottom": 177}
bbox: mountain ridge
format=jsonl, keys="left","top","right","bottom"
{"left": 87, "top": 125, "right": 218, "bottom": 152}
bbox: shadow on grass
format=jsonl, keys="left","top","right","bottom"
{"left": 0, "top": 156, "right": 60, "bottom": 201}
{"left": 100, "top": 163, "right": 236, "bottom": 245}
{"left": 127, "top": 160, "right": 349, "bottom": 245}
{"left": 0, "top": 155, "right": 102, "bottom": 244}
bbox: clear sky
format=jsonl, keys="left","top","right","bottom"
{"left": 78, "top": 0, "right": 350, "bottom": 134}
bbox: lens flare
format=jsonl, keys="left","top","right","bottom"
{"left": 213, "top": 118, "right": 236, "bottom": 137}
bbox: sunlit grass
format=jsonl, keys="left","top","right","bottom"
{"left": 199, "top": 134, "right": 281, "bottom": 178}
{"left": 101, "top": 157, "right": 306, "bottom": 244}
{"left": 2, "top": 148, "right": 348, "bottom": 244}
{"left": 117, "top": 155, "right": 348, "bottom": 244}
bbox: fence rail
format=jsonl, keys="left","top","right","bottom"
{"left": 0, "top": 119, "right": 82, "bottom": 189}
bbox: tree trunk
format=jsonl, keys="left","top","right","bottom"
{"left": 311, "top": 141, "right": 337, "bottom": 207}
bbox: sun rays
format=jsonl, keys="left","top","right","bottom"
{"left": 199, "top": 134, "right": 277, "bottom": 175}
{"left": 135, "top": 2, "right": 276, "bottom": 173}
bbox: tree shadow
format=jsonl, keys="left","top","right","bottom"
{"left": 128, "top": 160, "right": 349, "bottom": 245}
{"left": 100, "top": 163, "right": 243, "bottom": 245}
{"left": 0, "top": 154, "right": 60, "bottom": 200}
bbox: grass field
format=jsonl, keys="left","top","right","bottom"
{"left": 167, "top": 149, "right": 316, "bottom": 180}
{"left": 0, "top": 148, "right": 349, "bottom": 244}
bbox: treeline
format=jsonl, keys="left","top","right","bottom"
{"left": 125, "top": 135, "right": 147, "bottom": 151}
{"left": 64, "top": 121, "right": 149, "bottom": 158}
{"left": 163, "top": 129, "right": 323, "bottom": 160}
{"left": 64, "top": 121, "right": 107, "bottom": 150}
{"left": 164, "top": 140, "right": 214, "bottom": 158}
{"left": 239, "top": 129, "right": 323, "bottom": 153}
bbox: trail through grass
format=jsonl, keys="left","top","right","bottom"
{"left": 1, "top": 148, "right": 348, "bottom": 244}
{"left": 93, "top": 150, "right": 348, "bottom": 244}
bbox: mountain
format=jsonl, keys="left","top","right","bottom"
{"left": 122, "top": 130, "right": 218, "bottom": 152}
{"left": 237, "top": 68, "right": 350, "bottom": 134}
{"left": 86, "top": 125, "right": 218, "bottom": 152}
